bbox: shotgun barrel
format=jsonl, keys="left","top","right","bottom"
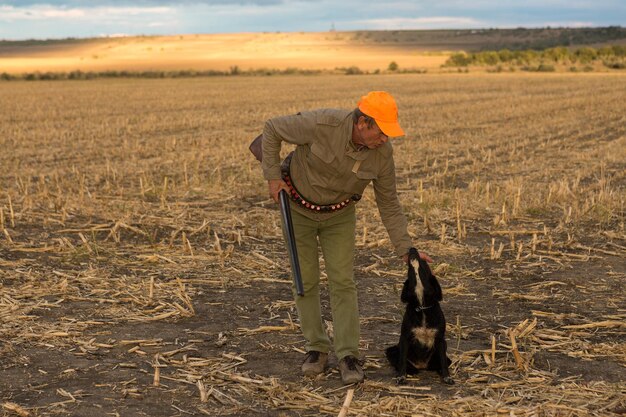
{"left": 279, "top": 189, "right": 304, "bottom": 296}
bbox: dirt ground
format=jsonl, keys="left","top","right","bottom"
{"left": 2, "top": 231, "right": 624, "bottom": 416}
{"left": 1, "top": 74, "right": 625, "bottom": 416}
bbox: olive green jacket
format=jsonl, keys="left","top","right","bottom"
{"left": 262, "top": 109, "right": 412, "bottom": 256}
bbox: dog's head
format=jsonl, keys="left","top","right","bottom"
{"left": 405, "top": 248, "right": 442, "bottom": 304}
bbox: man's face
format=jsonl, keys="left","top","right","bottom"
{"left": 353, "top": 116, "right": 389, "bottom": 149}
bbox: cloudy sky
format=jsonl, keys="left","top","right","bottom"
{"left": 0, "top": 0, "right": 624, "bottom": 40}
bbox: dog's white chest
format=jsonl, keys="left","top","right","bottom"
{"left": 411, "top": 326, "right": 437, "bottom": 349}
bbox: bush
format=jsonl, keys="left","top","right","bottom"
{"left": 575, "top": 47, "right": 597, "bottom": 64}
{"left": 444, "top": 40, "right": 620, "bottom": 70}
{"left": 344, "top": 66, "right": 363, "bottom": 75}
{"left": 68, "top": 70, "right": 84, "bottom": 80}
{"left": 597, "top": 46, "right": 614, "bottom": 57}
{"left": 498, "top": 49, "right": 514, "bottom": 62}
{"left": 282, "top": 67, "right": 298, "bottom": 75}
{"left": 537, "top": 63, "right": 556, "bottom": 72}
{"left": 543, "top": 47, "right": 570, "bottom": 63}
{"left": 38, "top": 72, "right": 58, "bottom": 80}
{"left": 388, "top": 61, "right": 399, "bottom": 71}
{"left": 486, "top": 65, "right": 503, "bottom": 73}
{"left": 446, "top": 52, "right": 471, "bottom": 66}
{"left": 477, "top": 51, "right": 500, "bottom": 65}
{"left": 612, "top": 45, "right": 626, "bottom": 57}
{"left": 513, "top": 49, "right": 539, "bottom": 65}
{"left": 604, "top": 61, "right": 626, "bottom": 69}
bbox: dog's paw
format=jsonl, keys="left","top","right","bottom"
{"left": 395, "top": 375, "right": 407, "bottom": 385}
{"left": 442, "top": 376, "right": 455, "bottom": 385}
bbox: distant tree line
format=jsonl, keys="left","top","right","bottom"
{"left": 475, "top": 26, "right": 626, "bottom": 50}
{"left": 0, "top": 66, "right": 429, "bottom": 81}
{"left": 0, "top": 67, "right": 324, "bottom": 81}
{"left": 445, "top": 45, "right": 626, "bottom": 70}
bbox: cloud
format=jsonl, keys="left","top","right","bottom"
{"left": 97, "top": 33, "right": 131, "bottom": 37}
{"left": 0, "top": 4, "right": 172, "bottom": 21}
{"left": 539, "top": 21, "right": 596, "bottom": 28}
{"left": 0, "top": 0, "right": 281, "bottom": 5}
{"left": 0, "top": 5, "right": 84, "bottom": 19}
{"left": 0, "top": 0, "right": 617, "bottom": 6}
{"left": 0, "top": 0, "right": 622, "bottom": 40}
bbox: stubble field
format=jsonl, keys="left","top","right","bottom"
{"left": 1, "top": 73, "right": 625, "bottom": 416}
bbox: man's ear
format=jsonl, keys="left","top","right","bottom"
{"left": 356, "top": 115, "right": 367, "bottom": 130}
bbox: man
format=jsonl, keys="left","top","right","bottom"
{"left": 261, "top": 91, "right": 431, "bottom": 384}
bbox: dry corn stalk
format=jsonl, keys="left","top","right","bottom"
{"left": 337, "top": 389, "right": 354, "bottom": 417}
{"left": 3, "top": 402, "right": 30, "bottom": 417}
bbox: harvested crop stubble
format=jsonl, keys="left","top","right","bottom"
{"left": 0, "top": 73, "right": 625, "bottom": 416}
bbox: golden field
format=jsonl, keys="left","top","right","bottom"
{"left": 0, "top": 73, "right": 625, "bottom": 416}
{"left": 2, "top": 28, "right": 624, "bottom": 76}
{"left": 0, "top": 32, "right": 449, "bottom": 73}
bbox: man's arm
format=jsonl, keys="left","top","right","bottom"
{"left": 372, "top": 151, "right": 413, "bottom": 257}
{"left": 261, "top": 112, "right": 319, "bottom": 202}
{"left": 261, "top": 112, "right": 317, "bottom": 180}
{"left": 373, "top": 150, "right": 432, "bottom": 263}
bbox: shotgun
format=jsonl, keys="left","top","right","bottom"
{"left": 250, "top": 134, "right": 304, "bottom": 296}
{"left": 279, "top": 189, "right": 305, "bottom": 296}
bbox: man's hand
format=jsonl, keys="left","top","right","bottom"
{"left": 268, "top": 179, "right": 290, "bottom": 203}
{"left": 402, "top": 251, "right": 433, "bottom": 264}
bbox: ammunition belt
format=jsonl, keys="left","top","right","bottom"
{"left": 282, "top": 173, "right": 360, "bottom": 213}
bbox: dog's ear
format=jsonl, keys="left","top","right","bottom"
{"left": 431, "top": 274, "right": 443, "bottom": 301}
{"left": 400, "top": 277, "right": 413, "bottom": 303}
{"left": 407, "top": 252, "right": 419, "bottom": 282}
{"left": 401, "top": 260, "right": 417, "bottom": 303}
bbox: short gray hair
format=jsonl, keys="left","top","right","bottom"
{"left": 352, "top": 108, "right": 376, "bottom": 128}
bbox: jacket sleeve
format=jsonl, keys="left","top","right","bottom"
{"left": 373, "top": 150, "right": 413, "bottom": 257}
{"left": 261, "top": 112, "right": 317, "bottom": 180}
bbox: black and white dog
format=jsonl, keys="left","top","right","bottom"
{"left": 386, "top": 248, "right": 454, "bottom": 385}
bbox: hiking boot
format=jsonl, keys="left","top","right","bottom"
{"left": 301, "top": 351, "right": 328, "bottom": 376}
{"left": 339, "top": 355, "right": 364, "bottom": 384}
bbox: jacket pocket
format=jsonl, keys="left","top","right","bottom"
{"left": 310, "top": 143, "right": 335, "bottom": 164}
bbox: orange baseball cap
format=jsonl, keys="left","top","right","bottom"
{"left": 357, "top": 91, "right": 405, "bottom": 137}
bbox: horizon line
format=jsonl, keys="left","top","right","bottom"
{"left": 1, "top": 24, "right": 623, "bottom": 42}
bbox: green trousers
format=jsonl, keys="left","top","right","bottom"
{"left": 283, "top": 204, "right": 359, "bottom": 360}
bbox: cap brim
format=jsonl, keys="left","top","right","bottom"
{"left": 376, "top": 120, "right": 405, "bottom": 138}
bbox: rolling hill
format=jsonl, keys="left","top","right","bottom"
{"left": 0, "top": 27, "right": 624, "bottom": 74}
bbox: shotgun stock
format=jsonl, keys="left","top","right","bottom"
{"left": 279, "top": 189, "right": 304, "bottom": 296}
